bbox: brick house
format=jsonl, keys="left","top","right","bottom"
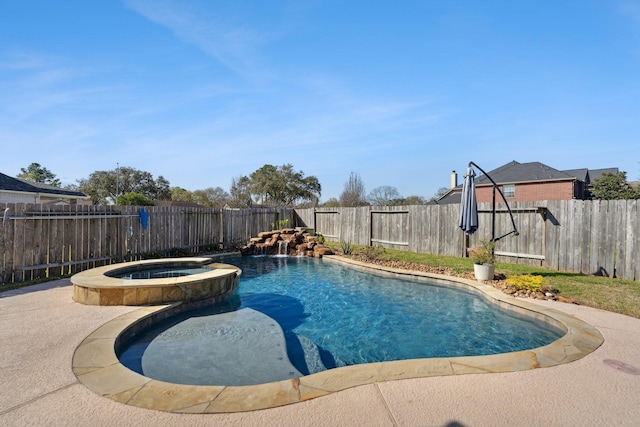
{"left": 436, "top": 161, "right": 618, "bottom": 204}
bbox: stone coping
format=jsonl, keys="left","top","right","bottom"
{"left": 72, "top": 256, "right": 604, "bottom": 413}
{"left": 71, "top": 258, "right": 239, "bottom": 289}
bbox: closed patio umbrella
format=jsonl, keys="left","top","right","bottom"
{"left": 459, "top": 165, "right": 478, "bottom": 235}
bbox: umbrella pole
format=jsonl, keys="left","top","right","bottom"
{"left": 492, "top": 185, "right": 496, "bottom": 242}
{"left": 468, "top": 161, "right": 519, "bottom": 243}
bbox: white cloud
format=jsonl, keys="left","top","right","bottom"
{"left": 124, "top": 0, "right": 282, "bottom": 79}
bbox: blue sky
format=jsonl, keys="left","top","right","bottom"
{"left": 1, "top": 1, "right": 639, "bottom": 202}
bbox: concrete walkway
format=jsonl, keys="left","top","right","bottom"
{"left": 1, "top": 278, "right": 639, "bottom": 426}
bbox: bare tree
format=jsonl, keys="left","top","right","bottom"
{"left": 339, "top": 172, "right": 368, "bottom": 207}
{"left": 428, "top": 187, "right": 450, "bottom": 202}
{"left": 368, "top": 185, "right": 401, "bottom": 206}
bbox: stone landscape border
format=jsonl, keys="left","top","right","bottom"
{"left": 72, "top": 255, "right": 604, "bottom": 413}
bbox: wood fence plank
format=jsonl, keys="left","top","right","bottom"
{"left": 555, "top": 201, "right": 566, "bottom": 271}
{"left": 1, "top": 204, "right": 16, "bottom": 282}
{"left": 590, "top": 201, "right": 603, "bottom": 275}
{"left": 568, "top": 200, "right": 580, "bottom": 273}
{"left": 544, "top": 201, "right": 559, "bottom": 270}
{"left": 613, "top": 200, "right": 627, "bottom": 279}
{"left": 48, "top": 205, "right": 63, "bottom": 277}
{"left": 632, "top": 200, "right": 640, "bottom": 281}
{"left": 32, "top": 204, "right": 46, "bottom": 279}
{"left": 559, "top": 200, "right": 570, "bottom": 270}
{"left": 21, "top": 204, "right": 33, "bottom": 280}
{"left": 603, "top": 201, "right": 616, "bottom": 276}
{"left": 579, "top": 201, "right": 591, "bottom": 275}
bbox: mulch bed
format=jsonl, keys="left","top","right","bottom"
{"left": 343, "top": 254, "right": 576, "bottom": 304}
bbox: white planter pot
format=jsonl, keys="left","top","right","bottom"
{"left": 473, "top": 263, "right": 495, "bottom": 281}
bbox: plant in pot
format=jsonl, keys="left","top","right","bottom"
{"left": 470, "top": 240, "right": 495, "bottom": 281}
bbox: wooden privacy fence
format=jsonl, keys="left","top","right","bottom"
{"left": 2, "top": 200, "right": 638, "bottom": 284}
{"left": 295, "top": 199, "right": 640, "bottom": 281}
{"left": 0, "top": 203, "right": 294, "bottom": 284}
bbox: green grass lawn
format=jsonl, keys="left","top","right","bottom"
{"left": 328, "top": 242, "right": 640, "bottom": 319}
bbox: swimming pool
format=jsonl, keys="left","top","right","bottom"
{"left": 117, "top": 255, "right": 564, "bottom": 386}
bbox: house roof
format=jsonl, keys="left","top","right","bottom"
{"left": 587, "top": 167, "right": 619, "bottom": 182}
{"left": 0, "top": 172, "right": 87, "bottom": 198}
{"left": 562, "top": 168, "right": 589, "bottom": 182}
{"left": 427, "top": 191, "right": 461, "bottom": 205}
{"left": 475, "top": 161, "right": 576, "bottom": 186}
{"left": 435, "top": 160, "right": 620, "bottom": 204}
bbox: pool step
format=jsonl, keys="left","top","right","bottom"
{"left": 296, "top": 334, "right": 329, "bottom": 374}
{"left": 139, "top": 308, "right": 304, "bottom": 386}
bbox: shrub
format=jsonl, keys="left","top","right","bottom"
{"left": 167, "top": 247, "right": 192, "bottom": 257}
{"left": 469, "top": 240, "right": 495, "bottom": 264}
{"left": 360, "top": 245, "right": 386, "bottom": 261}
{"left": 506, "top": 274, "right": 547, "bottom": 292}
{"left": 140, "top": 251, "right": 162, "bottom": 259}
{"left": 199, "top": 243, "right": 222, "bottom": 253}
{"left": 340, "top": 241, "right": 353, "bottom": 255}
{"left": 270, "top": 219, "right": 289, "bottom": 230}
{"left": 117, "top": 192, "right": 154, "bottom": 206}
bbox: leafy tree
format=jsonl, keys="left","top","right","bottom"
{"left": 76, "top": 171, "right": 112, "bottom": 205}
{"left": 117, "top": 192, "right": 153, "bottom": 206}
{"left": 233, "top": 164, "right": 321, "bottom": 207}
{"left": 249, "top": 164, "right": 280, "bottom": 205}
{"left": 402, "top": 195, "right": 427, "bottom": 205}
{"left": 339, "top": 172, "right": 368, "bottom": 207}
{"left": 377, "top": 195, "right": 426, "bottom": 206}
{"left": 171, "top": 187, "right": 194, "bottom": 202}
{"left": 368, "top": 186, "right": 401, "bottom": 206}
{"left": 229, "top": 175, "right": 253, "bottom": 208}
{"left": 279, "top": 165, "right": 321, "bottom": 207}
{"left": 154, "top": 176, "right": 171, "bottom": 200}
{"left": 321, "top": 197, "right": 340, "bottom": 207}
{"left": 590, "top": 172, "right": 640, "bottom": 200}
{"left": 193, "top": 187, "right": 230, "bottom": 208}
{"left": 77, "top": 166, "right": 171, "bottom": 205}
{"left": 63, "top": 183, "right": 81, "bottom": 191}
{"left": 17, "top": 162, "right": 61, "bottom": 187}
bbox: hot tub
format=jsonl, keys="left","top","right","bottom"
{"left": 71, "top": 257, "right": 240, "bottom": 306}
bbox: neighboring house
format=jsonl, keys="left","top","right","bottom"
{"left": 436, "top": 161, "right": 619, "bottom": 204}
{"left": 0, "top": 172, "right": 89, "bottom": 205}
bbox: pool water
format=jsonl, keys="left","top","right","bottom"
{"left": 117, "top": 256, "right": 564, "bottom": 386}
{"left": 107, "top": 265, "right": 214, "bottom": 279}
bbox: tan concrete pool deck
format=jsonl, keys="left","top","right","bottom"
{"left": 2, "top": 260, "right": 640, "bottom": 426}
